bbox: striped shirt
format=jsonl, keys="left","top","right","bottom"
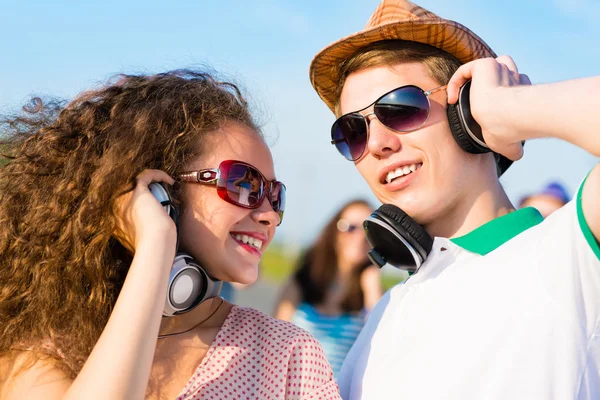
{"left": 291, "top": 303, "right": 365, "bottom": 377}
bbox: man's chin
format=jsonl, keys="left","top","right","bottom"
{"left": 389, "top": 201, "right": 433, "bottom": 223}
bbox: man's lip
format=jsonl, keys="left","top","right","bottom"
{"left": 379, "top": 160, "right": 423, "bottom": 184}
{"left": 383, "top": 168, "right": 418, "bottom": 191}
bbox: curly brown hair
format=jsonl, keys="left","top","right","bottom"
{"left": 0, "top": 69, "right": 258, "bottom": 378}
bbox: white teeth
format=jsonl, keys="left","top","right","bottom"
{"left": 385, "top": 163, "right": 421, "bottom": 184}
{"left": 385, "top": 171, "right": 394, "bottom": 184}
{"left": 232, "top": 234, "right": 263, "bottom": 250}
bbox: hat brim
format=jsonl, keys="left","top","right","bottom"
{"left": 309, "top": 18, "right": 497, "bottom": 113}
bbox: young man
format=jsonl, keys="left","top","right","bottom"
{"left": 309, "top": 0, "right": 600, "bottom": 398}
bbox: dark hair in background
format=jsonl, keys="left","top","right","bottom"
{"left": 294, "top": 199, "right": 372, "bottom": 313}
{"left": 0, "top": 69, "right": 258, "bottom": 378}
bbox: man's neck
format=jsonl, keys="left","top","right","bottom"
{"left": 425, "top": 179, "right": 515, "bottom": 239}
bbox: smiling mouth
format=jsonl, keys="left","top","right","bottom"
{"left": 231, "top": 233, "right": 263, "bottom": 251}
{"left": 385, "top": 163, "right": 422, "bottom": 184}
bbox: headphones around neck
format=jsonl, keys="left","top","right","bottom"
{"left": 364, "top": 81, "right": 517, "bottom": 273}
{"left": 364, "top": 204, "right": 432, "bottom": 273}
{"left": 148, "top": 182, "right": 222, "bottom": 317}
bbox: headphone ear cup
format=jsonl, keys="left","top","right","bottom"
{"left": 446, "top": 82, "right": 520, "bottom": 176}
{"left": 447, "top": 81, "right": 490, "bottom": 154}
{"left": 376, "top": 204, "right": 433, "bottom": 262}
{"left": 364, "top": 204, "right": 433, "bottom": 272}
{"left": 164, "top": 254, "right": 203, "bottom": 317}
{"left": 163, "top": 254, "right": 223, "bottom": 316}
{"left": 447, "top": 103, "right": 488, "bottom": 154}
{"left": 148, "top": 182, "right": 178, "bottom": 221}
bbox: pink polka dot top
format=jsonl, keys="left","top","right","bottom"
{"left": 175, "top": 305, "right": 341, "bottom": 400}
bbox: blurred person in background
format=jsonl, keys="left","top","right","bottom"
{"left": 275, "top": 199, "right": 383, "bottom": 377}
{"left": 519, "top": 181, "right": 570, "bottom": 218}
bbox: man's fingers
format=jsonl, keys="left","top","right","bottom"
{"left": 447, "top": 63, "right": 475, "bottom": 104}
{"left": 496, "top": 55, "right": 519, "bottom": 74}
{"left": 519, "top": 73, "right": 532, "bottom": 86}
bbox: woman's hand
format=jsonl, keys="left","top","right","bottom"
{"left": 361, "top": 265, "right": 383, "bottom": 311}
{"left": 114, "top": 169, "right": 176, "bottom": 253}
{"left": 447, "top": 55, "right": 531, "bottom": 161}
{"left": 20, "top": 170, "right": 180, "bottom": 400}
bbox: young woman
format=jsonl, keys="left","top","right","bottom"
{"left": 0, "top": 70, "right": 340, "bottom": 399}
{"left": 275, "top": 199, "right": 383, "bottom": 376}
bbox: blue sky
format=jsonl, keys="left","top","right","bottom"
{"left": 1, "top": 0, "right": 599, "bottom": 247}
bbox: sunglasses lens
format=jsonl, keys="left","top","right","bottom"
{"left": 375, "top": 86, "right": 429, "bottom": 132}
{"left": 347, "top": 224, "right": 359, "bottom": 233}
{"left": 270, "top": 182, "right": 286, "bottom": 224}
{"left": 226, "top": 163, "right": 265, "bottom": 207}
{"left": 221, "top": 162, "right": 286, "bottom": 224}
{"left": 331, "top": 113, "right": 368, "bottom": 161}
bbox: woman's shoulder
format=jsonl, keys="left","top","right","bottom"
{"left": 226, "top": 305, "right": 321, "bottom": 349}
{"left": 0, "top": 352, "right": 71, "bottom": 399}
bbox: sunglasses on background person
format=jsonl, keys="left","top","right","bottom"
{"left": 331, "top": 84, "right": 447, "bottom": 161}
{"left": 337, "top": 218, "right": 363, "bottom": 234}
{"left": 179, "top": 159, "right": 286, "bottom": 225}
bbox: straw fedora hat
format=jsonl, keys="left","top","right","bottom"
{"left": 309, "top": 0, "right": 497, "bottom": 113}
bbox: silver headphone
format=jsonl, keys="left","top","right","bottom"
{"left": 148, "top": 182, "right": 222, "bottom": 317}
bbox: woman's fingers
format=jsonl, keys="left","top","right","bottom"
{"left": 135, "top": 169, "right": 175, "bottom": 188}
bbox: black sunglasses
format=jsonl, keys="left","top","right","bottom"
{"left": 331, "top": 84, "right": 446, "bottom": 161}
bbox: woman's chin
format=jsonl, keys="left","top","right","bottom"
{"left": 225, "top": 263, "right": 259, "bottom": 285}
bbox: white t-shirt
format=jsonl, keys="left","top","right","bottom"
{"left": 338, "top": 182, "right": 600, "bottom": 400}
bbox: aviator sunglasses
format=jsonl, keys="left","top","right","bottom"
{"left": 331, "top": 84, "right": 446, "bottom": 161}
{"left": 179, "top": 159, "right": 286, "bottom": 225}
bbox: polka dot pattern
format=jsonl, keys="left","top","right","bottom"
{"left": 175, "top": 306, "right": 341, "bottom": 399}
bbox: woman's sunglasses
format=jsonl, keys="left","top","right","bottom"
{"left": 179, "top": 159, "right": 286, "bottom": 225}
{"left": 336, "top": 218, "right": 362, "bottom": 234}
{"left": 331, "top": 84, "right": 446, "bottom": 161}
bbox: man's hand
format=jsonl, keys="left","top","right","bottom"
{"left": 447, "top": 56, "right": 531, "bottom": 161}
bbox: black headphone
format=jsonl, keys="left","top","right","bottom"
{"left": 446, "top": 80, "right": 514, "bottom": 176}
{"left": 148, "top": 182, "right": 222, "bottom": 317}
{"left": 364, "top": 204, "right": 432, "bottom": 273}
{"left": 364, "top": 81, "right": 516, "bottom": 272}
